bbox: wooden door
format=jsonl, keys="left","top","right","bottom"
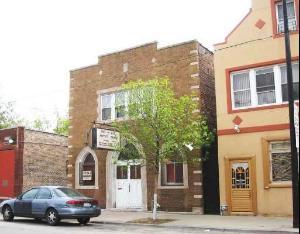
{"left": 229, "top": 159, "right": 254, "bottom": 213}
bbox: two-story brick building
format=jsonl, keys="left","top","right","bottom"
{"left": 68, "top": 40, "right": 218, "bottom": 213}
{"left": 214, "top": 0, "right": 298, "bottom": 216}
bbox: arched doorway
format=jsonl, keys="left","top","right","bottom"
{"left": 116, "top": 143, "right": 143, "bottom": 208}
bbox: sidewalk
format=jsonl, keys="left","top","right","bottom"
{"left": 91, "top": 210, "right": 298, "bottom": 233}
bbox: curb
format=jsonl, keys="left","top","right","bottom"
{"left": 91, "top": 220, "right": 298, "bottom": 233}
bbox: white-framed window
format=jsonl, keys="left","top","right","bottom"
{"left": 231, "top": 62, "right": 299, "bottom": 110}
{"left": 75, "top": 147, "right": 99, "bottom": 190}
{"left": 161, "top": 161, "right": 184, "bottom": 186}
{"left": 100, "top": 91, "right": 128, "bottom": 122}
{"left": 280, "top": 63, "right": 299, "bottom": 102}
{"left": 269, "top": 141, "right": 292, "bottom": 183}
{"left": 276, "top": 0, "right": 297, "bottom": 33}
{"left": 158, "top": 161, "right": 189, "bottom": 189}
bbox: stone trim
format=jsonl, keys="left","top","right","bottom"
{"left": 193, "top": 195, "right": 203, "bottom": 199}
{"left": 193, "top": 170, "right": 202, "bottom": 174}
{"left": 191, "top": 73, "right": 199, "bottom": 78}
{"left": 190, "top": 61, "right": 199, "bottom": 66}
{"left": 75, "top": 146, "right": 99, "bottom": 190}
{"left": 193, "top": 182, "right": 202, "bottom": 186}
{"left": 190, "top": 85, "right": 200, "bottom": 90}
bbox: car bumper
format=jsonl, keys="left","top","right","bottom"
{"left": 58, "top": 207, "right": 101, "bottom": 219}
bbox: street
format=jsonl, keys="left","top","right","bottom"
{"left": 0, "top": 218, "right": 275, "bottom": 234}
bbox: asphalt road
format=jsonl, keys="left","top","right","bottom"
{"left": 0, "top": 218, "right": 279, "bottom": 234}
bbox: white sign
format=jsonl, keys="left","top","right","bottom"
{"left": 295, "top": 102, "right": 299, "bottom": 149}
{"left": 96, "top": 129, "right": 120, "bottom": 150}
{"left": 82, "top": 171, "right": 92, "bottom": 181}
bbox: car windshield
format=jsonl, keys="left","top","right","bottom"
{"left": 54, "top": 188, "right": 85, "bottom": 198}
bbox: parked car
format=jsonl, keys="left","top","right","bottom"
{"left": 0, "top": 186, "right": 101, "bottom": 226}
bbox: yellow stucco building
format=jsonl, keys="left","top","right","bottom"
{"left": 214, "top": 0, "right": 299, "bottom": 216}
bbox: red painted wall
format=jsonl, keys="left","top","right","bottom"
{"left": 0, "top": 150, "right": 15, "bottom": 197}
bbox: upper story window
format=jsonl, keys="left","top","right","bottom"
{"left": 276, "top": 0, "right": 298, "bottom": 33}
{"left": 101, "top": 91, "right": 127, "bottom": 122}
{"left": 231, "top": 62, "right": 299, "bottom": 110}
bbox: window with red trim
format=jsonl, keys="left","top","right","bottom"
{"left": 275, "top": 0, "right": 298, "bottom": 33}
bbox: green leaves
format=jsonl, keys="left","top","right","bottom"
{"left": 113, "top": 77, "right": 214, "bottom": 172}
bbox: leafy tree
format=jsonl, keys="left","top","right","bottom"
{"left": 0, "top": 101, "right": 23, "bottom": 129}
{"left": 30, "top": 118, "right": 51, "bottom": 131}
{"left": 112, "top": 78, "right": 214, "bottom": 219}
{"left": 53, "top": 116, "right": 69, "bottom": 136}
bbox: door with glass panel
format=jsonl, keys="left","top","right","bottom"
{"left": 229, "top": 159, "right": 255, "bottom": 213}
{"left": 116, "top": 162, "right": 142, "bottom": 209}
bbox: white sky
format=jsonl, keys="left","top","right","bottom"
{"left": 0, "top": 0, "right": 251, "bottom": 123}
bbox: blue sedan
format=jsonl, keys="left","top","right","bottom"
{"left": 0, "top": 186, "right": 101, "bottom": 226}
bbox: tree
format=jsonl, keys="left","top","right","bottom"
{"left": 112, "top": 78, "right": 214, "bottom": 220}
{"left": 0, "top": 101, "right": 23, "bottom": 129}
{"left": 30, "top": 118, "right": 51, "bottom": 131}
{"left": 53, "top": 116, "right": 69, "bottom": 136}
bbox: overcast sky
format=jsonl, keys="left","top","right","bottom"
{"left": 0, "top": 0, "right": 251, "bottom": 124}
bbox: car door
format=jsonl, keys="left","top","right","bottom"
{"left": 14, "top": 188, "right": 39, "bottom": 217}
{"left": 32, "top": 188, "right": 52, "bottom": 217}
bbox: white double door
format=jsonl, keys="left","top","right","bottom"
{"left": 116, "top": 162, "right": 142, "bottom": 209}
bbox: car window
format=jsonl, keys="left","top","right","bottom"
{"left": 54, "top": 188, "right": 84, "bottom": 198}
{"left": 36, "top": 188, "right": 52, "bottom": 199}
{"left": 22, "top": 188, "right": 39, "bottom": 200}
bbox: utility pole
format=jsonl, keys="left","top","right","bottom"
{"left": 282, "top": 0, "right": 299, "bottom": 228}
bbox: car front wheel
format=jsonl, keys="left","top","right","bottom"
{"left": 77, "top": 217, "right": 90, "bottom": 225}
{"left": 3, "top": 205, "right": 14, "bottom": 222}
{"left": 46, "top": 208, "right": 60, "bottom": 226}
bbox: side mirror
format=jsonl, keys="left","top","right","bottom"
{"left": 16, "top": 195, "right": 22, "bottom": 200}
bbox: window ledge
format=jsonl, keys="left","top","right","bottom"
{"left": 265, "top": 182, "right": 292, "bottom": 189}
{"left": 75, "top": 185, "right": 99, "bottom": 190}
{"left": 158, "top": 186, "right": 188, "bottom": 190}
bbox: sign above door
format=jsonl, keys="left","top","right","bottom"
{"left": 92, "top": 128, "right": 120, "bottom": 150}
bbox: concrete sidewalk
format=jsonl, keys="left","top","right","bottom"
{"left": 91, "top": 210, "right": 298, "bottom": 233}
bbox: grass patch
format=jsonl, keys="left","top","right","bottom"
{"left": 128, "top": 218, "right": 176, "bottom": 225}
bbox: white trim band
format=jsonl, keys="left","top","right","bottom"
{"left": 194, "top": 182, "right": 202, "bottom": 186}
{"left": 194, "top": 195, "right": 203, "bottom": 199}
{"left": 193, "top": 170, "right": 202, "bottom": 174}
{"left": 191, "top": 73, "right": 199, "bottom": 78}
{"left": 190, "top": 85, "right": 200, "bottom": 90}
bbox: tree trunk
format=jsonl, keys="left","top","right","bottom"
{"left": 152, "top": 171, "right": 159, "bottom": 220}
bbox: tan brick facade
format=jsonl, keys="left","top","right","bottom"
{"left": 68, "top": 40, "right": 215, "bottom": 212}
{"left": 22, "top": 129, "right": 68, "bottom": 191}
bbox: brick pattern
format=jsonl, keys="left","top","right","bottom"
{"left": 22, "top": 130, "right": 68, "bottom": 191}
{"left": 69, "top": 40, "right": 216, "bottom": 211}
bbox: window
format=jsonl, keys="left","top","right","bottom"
{"left": 276, "top": 0, "right": 297, "bottom": 33}
{"left": 270, "top": 141, "right": 292, "bottom": 182}
{"left": 115, "top": 92, "right": 126, "bottom": 119}
{"left": 232, "top": 72, "right": 251, "bottom": 108}
{"left": 101, "top": 92, "right": 128, "bottom": 121}
{"left": 161, "top": 161, "right": 184, "bottom": 186}
{"left": 281, "top": 63, "right": 299, "bottom": 101}
{"left": 101, "top": 94, "right": 112, "bottom": 121}
{"left": 256, "top": 68, "right": 276, "bottom": 105}
{"left": 22, "top": 188, "right": 39, "bottom": 200}
{"left": 231, "top": 62, "right": 299, "bottom": 110}
{"left": 36, "top": 188, "right": 52, "bottom": 199}
{"left": 79, "top": 153, "right": 96, "bottom": 186}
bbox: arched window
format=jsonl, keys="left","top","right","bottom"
{"left": 79, "top": 153, "right": 95, "bottom": 186}
{"left": 75, "top": 147, "right": 98, "bottom": 189}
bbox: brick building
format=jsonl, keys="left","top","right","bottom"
{"left": 0, "top": 127, "right": 68, "bottom": 200}
{"left": 68, "top": 40, "right": 218, "bottom": 213}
